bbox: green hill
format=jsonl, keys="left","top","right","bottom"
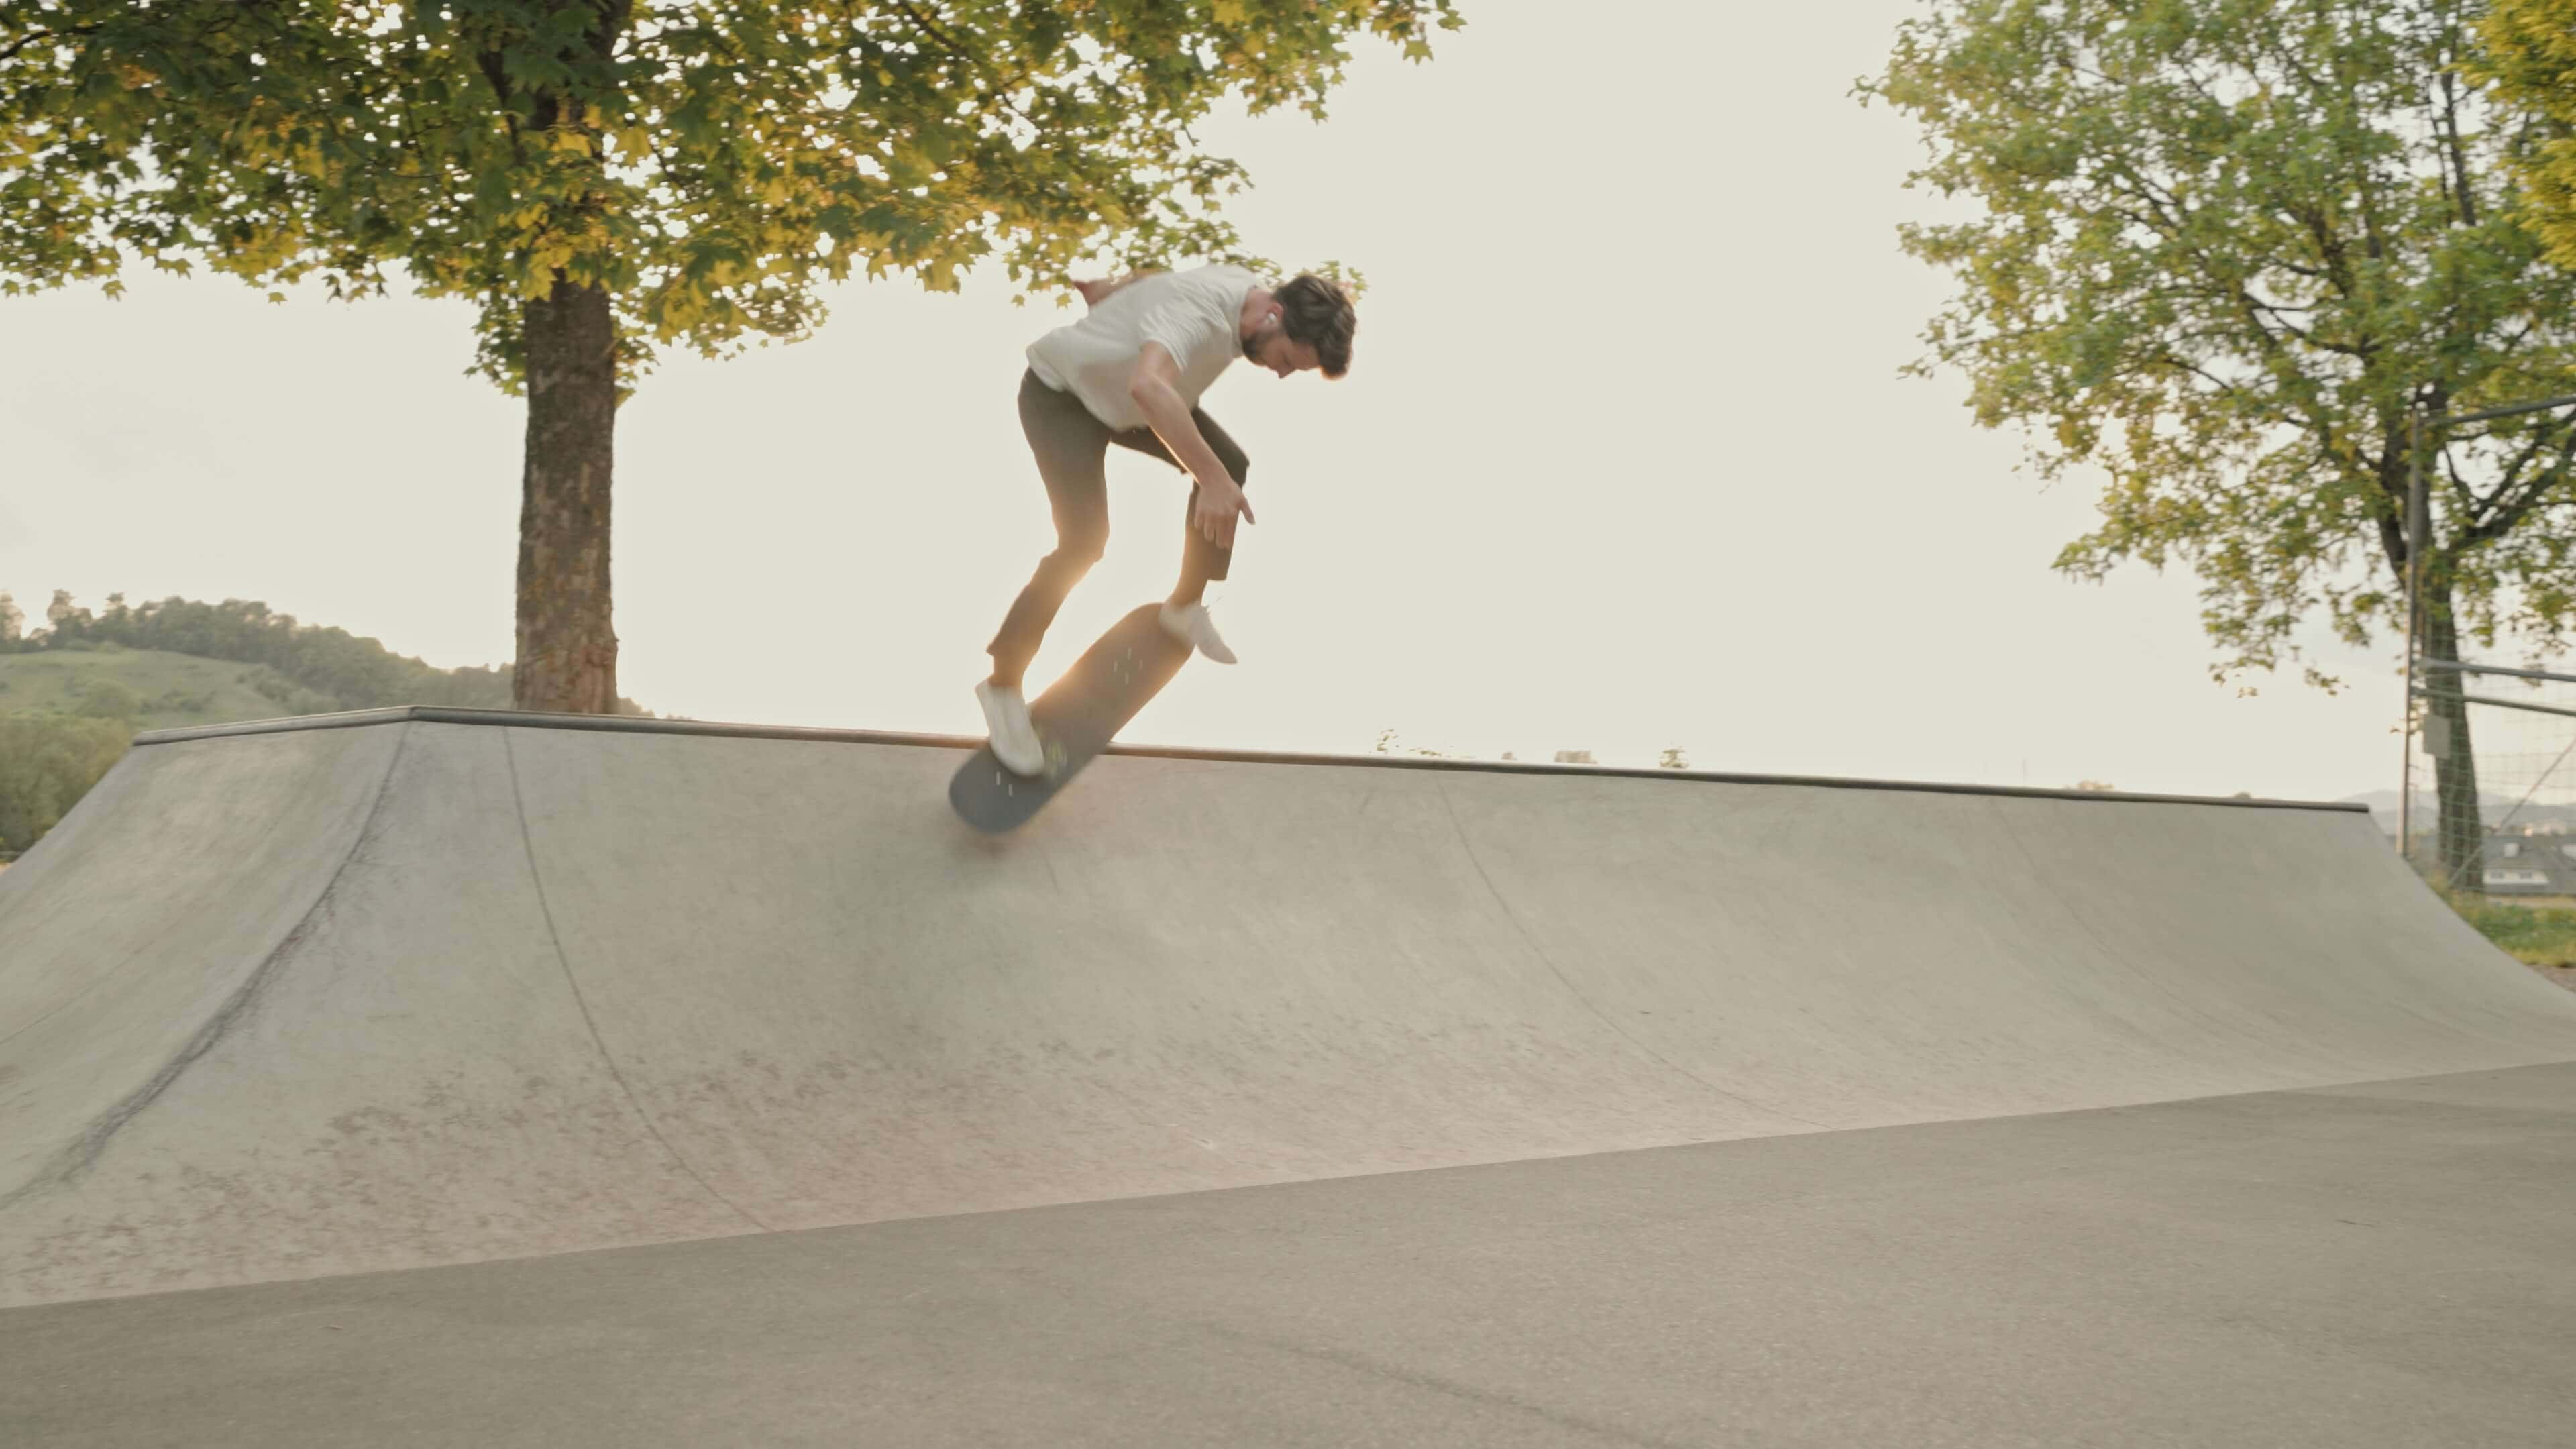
{"left": 0, "top": 647, "right": 362, "bottom": 857}
{"left": 0, "top": 648, "right": 339, "bottom": 733}
{"left": 0, "top": 594, "right": 569, "bottom": 857}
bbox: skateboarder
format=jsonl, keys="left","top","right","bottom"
{"left": 977, "top": 264, "right": 1358, "bottom": 775}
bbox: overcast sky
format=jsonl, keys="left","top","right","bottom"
{"left": 0, "top": 1, "right": 2502, "bottom": 802}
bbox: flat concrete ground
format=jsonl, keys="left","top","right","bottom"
{"left": 7, "top": 1061, "right": 2572, "bottom": 1449}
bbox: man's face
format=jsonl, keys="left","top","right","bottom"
{"left": 1243, "top": 317, "right": 1322, "bottom": 378}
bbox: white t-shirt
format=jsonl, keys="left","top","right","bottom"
{"left": 1026, "top": 264, "right": 1258, "bottom": 431}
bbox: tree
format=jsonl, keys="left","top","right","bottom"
{"left": 2477, "top": 0, "right": 2576, "bottom": 263}
{"left": 1859, "top": 0, "right": 2576, "bottom": 888}
{"left": 0, "top": 714, "right": 128, "bottom": 855}
{"left": 3, "top": 1, "right": 1456, "bottom": 712}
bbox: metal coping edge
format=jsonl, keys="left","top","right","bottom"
{"left": 129, "top": 705, "right": 2371, "bottom": 814}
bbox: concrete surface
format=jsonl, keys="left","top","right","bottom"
{"left": 5, "top": 710, "right": 2575, "bottom": 1309}
{"left": 5, "top": 1061, "right": 2571, "bottom": 1447}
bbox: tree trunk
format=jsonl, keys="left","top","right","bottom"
{"left": 513, "top": 279, "right": 620, "bottom": 714}
{"left": 2420, "top": 580, "right": 2485, "bottom": 892}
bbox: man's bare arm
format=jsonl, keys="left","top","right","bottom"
{"left": 1129, "top": 342, "right": 1256, "bottom": 543}
{"left": 1128, "top": 343, "right": 1233, "bottom": 486}
{"left": 1074, "top": 269, "right": 1163, "bottom": 307}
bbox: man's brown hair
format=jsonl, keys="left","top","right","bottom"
{"left": 1276, "top": 274, "right": 1356, "bottom": 378}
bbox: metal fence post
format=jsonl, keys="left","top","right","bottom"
{"left": 2399, "top": 407, "right": 2424, "bottom": 857}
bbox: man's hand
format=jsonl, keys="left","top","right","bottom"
{"left": 1193, "top": 478, "right": 1256, "bottom": 548}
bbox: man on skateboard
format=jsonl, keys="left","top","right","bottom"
{"left": 975, "top": 264, "right": 1358, "bottom": 776}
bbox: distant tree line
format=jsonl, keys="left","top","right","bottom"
{"left": 5, "top": 591, "right": 522, "bottom": 710}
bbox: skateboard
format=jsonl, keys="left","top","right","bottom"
{"left": 949, "top": 603, "right": 1192, "bottom": 833}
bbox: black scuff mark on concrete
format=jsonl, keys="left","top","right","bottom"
{"left": 2, "top": 727, "right": 420, "bottom": 1208}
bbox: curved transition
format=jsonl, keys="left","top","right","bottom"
{"left": 4, "top": 712, "right": 2573, "bottom": 1307}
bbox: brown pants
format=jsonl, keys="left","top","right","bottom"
{"left": 987, "top": 369, "right": 1250, "bottom": 685}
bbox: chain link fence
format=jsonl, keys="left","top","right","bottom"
{"left": 2405, "top": 659, "right": 2576, "bottom": 900}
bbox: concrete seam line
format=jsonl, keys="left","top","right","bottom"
{"left": 499, "top": 726, "right": 772, "bottom": 1234}
{"left": 1429, "top": 775, "right": 1833, "bottom": 1132}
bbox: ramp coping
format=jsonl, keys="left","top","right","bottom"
{"left": 129, "top": 706, "right": 2369, "bottom": 813}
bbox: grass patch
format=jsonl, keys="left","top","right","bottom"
{"left": 2447, "top": 894, "right": 2576, "bottom": 971}
{"left": 0, "top": 649, "right": 322, "bottom": 731}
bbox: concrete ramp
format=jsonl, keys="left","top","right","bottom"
{"left": 5, "top": 709, "right": 2573, "bottom": 1307}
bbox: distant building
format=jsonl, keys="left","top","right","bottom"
{"left": 1552, "top": 751, "right": 1595, "bottom": 765}
{"left": 2481, "top": 832, "right": 2576, "bottom": 897}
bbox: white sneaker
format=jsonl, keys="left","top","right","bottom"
{"left": 975, "top": 680, "right": 1046, "bottom": 776}
{"left": 1159, "top": 602, "right": 1238, "bottom": 664}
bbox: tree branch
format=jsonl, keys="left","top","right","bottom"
{"left": 2457, "top": 425, "right": 2572, "bottom": 545}
{"left": 2462, "top": 453, "right": 2572, "bottom": 546}
{"left": 2438, "top": 40, "right": 2480, "bottom": 229}
{"left": 0, "top": 22, "right": 100, "bottom": 64}
{"left": 886, "top": 1, "right": 1039, "bottom": 129}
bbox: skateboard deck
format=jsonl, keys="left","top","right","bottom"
{"left": 949, "top": 604, "right": 1193, "bottom": 833}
